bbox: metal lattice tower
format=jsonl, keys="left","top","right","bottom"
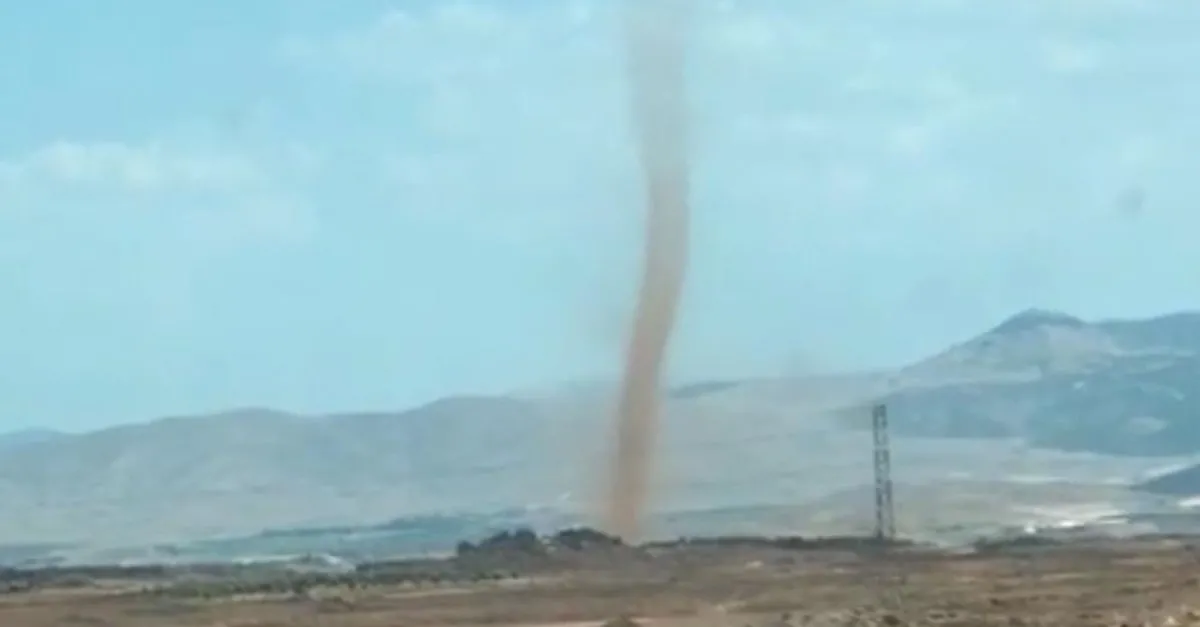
{"left": 871, "top": 403, "right": 895, "bottom": 542}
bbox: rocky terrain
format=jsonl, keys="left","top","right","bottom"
{"left": 2, "top": 309, "right": 1200, "bottom": 551}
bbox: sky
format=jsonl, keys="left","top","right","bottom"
{"left": 2, "top": 0, "right": 1199, "bottom": 432}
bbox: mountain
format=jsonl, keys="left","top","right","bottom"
{"left": 874, "top": 308, "right": 1200, "bottom": 456}
{"left": 3, "top": 308, "right": 1200, "bottom": 549}
{"left": 0, "top": 397, "right": 586, "bottom": 546}
{"left": 1134, "top": 464, "right": 1200, "bottom": 497}
{"left": 0, "top": 428, "right": 63, "bottom": 451}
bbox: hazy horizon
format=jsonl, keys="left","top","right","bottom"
{"left": 4, "top": 0, "right": 1200, "bottom": 432}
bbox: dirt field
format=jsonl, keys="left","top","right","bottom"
{"left": 4, "top": 537, "right": 1200, "bottom": 627}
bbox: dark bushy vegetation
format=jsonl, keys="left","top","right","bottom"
{"left": 644, "top": 534, "right": 915, "bottom": 552}
{"left": 0, "top": 527, "right": 928, "bottom": 600}
{"left": 971, "top": 534, "right": 1063, "bottom": 553}
{"left": 455, "top": 527, "right": 542, "bottom": 557}
{"left": 454, "top": 526, "right": 624, "bottom": 557}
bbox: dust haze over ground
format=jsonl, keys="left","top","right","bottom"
{"left": 606, "top": 0, "right": 694, "bottom": 541}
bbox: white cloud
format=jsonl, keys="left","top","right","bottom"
{"left": 0, "top": 138, "right": 319, "bottom": 250}
{"left": 277, "top": 3, "right": 540, "bottom": 85}
{"left": 276, "top": 0, "right": 1200, "bottom": 270}
{"left": 889, "top": 124, "right": 936, "bottom": 158}
{"left": 0, "top": 141, "right": 263, "bottom": 194}
{"left": 826, "top": 165, "right": 872, "bottom": 201}
{"left": 1041, "top": 39, "right": 1102, "bottom": 74}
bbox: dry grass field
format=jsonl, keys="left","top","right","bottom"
{"left": 4, "top": 536, "right": 1200, "bottom": 627}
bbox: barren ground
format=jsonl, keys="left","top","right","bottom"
{"left": 4, "top": 537, "right": 1200, "bottom": 626}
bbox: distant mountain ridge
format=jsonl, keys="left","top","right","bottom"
{"left": 3, "top": 308, "right": 1200, "bottom": 546}
{"left": 1135, "top": 465, "right": 1200, "bottom": 496}
{"left": 0, "top": 428, "right": 64, "bottom": 452}
{"left": 876, "top": 308, "right": 1200, "bottom": 455}
{"left": 683, "top": 307, "right": 1200, "bottom": 456}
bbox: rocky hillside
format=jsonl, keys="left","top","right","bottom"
{"left": 875, "top": 309, "right": 1200, "bottom": 456}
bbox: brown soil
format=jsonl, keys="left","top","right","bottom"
{"left": 3, "top": 538, "right": 1200, "bottom": 626}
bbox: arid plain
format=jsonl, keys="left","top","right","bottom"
{"left": 4, "top": 534, "right": 1200, "bottom": 627}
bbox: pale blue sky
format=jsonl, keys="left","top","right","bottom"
{"left": 2, "top": 0, "right": 1199, "bottom": 432}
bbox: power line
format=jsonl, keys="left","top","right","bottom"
{"left": 872, "top": 403, "right": 895, "bottom": 542}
